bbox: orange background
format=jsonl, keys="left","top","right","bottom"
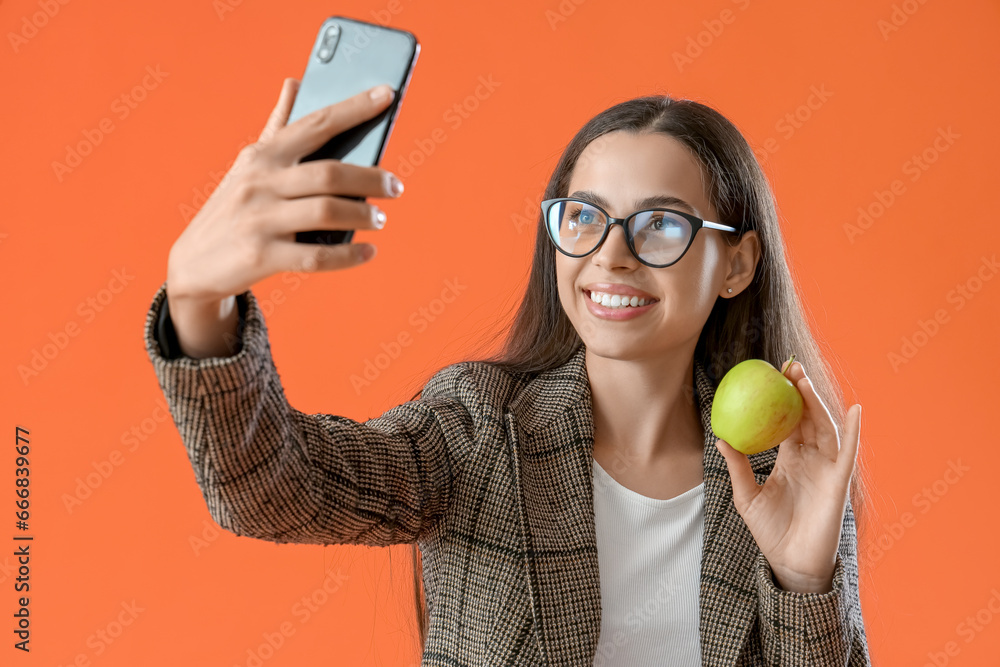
{"left": 3, "top": 0, "right": 999, "bottom": 665}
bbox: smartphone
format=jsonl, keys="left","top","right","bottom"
{"left": 289, "top": 16, "right": 419, "bottom": 245}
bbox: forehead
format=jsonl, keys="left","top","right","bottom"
{"left": 569, "top": 130, "right": 713, "bottom": 218}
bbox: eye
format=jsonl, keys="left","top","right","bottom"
{"left": 647, "top": 213, "right": 682, "bottom": 231}
{"left": 567, "top": 204, "right": 601, "bottom": 226}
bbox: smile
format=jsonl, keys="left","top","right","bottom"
{"left": 586, "top": 290, "right": 655, "bottom": 308}
{"left": 582, "top": 289, "right": 659, "bottom": 321}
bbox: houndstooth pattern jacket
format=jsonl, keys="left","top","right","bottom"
{"left": 143, "top": 280, "right": 872, "bottom": 666}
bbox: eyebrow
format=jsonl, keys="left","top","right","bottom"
{"left": 568, "top": 190, "right": 700, "bottom": 217}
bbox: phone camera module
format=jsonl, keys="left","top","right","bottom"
{"left": 318, "top": 24, "right": 340, "bottom": 63}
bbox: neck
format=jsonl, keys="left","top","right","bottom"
{"left": 586, "top": 348, "right": 705, "bottom": 466}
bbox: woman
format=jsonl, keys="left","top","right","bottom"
{"left": 145, "top": 78, "right": 872, "bottom": 665}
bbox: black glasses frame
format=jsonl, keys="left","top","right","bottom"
{"left": 540, "top": 197, "right": 740, "bottom": 268}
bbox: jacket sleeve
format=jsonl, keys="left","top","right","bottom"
{"left": 753, "top": 496, "right": 872, "bottom": 666}
{"left": 142, "top": 280, "right": 482, "bottom": 547}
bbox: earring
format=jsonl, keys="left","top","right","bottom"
{"left": 727, "top": 288, "right": 733, "bottom": 293}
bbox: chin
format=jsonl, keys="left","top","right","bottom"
{"left": 578, "top": 334, "right": 649, "bottom": 361}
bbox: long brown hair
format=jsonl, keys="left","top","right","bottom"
{"left": 404, "top": 93, "right": 872, "bottom": 655}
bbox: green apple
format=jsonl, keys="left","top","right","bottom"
{"left": 710, "top": 354, "right": 804, "bottom": 455}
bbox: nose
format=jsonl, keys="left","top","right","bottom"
{"left": 591, "top": 223, "right": 638, "bottom": 268}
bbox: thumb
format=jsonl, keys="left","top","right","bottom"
{"left": 258, "top": 77, "right": 300, "bottom": 144}
{"left": 714, "top": 437, "right": 761, "bottom": 512}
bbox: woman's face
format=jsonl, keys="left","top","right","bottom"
{"left": 555, "top": 130, "right": 739, "bottom": 362}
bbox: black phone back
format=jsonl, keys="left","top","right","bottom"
{"left": 288, "top": 16, "right": 419, "bottom": 245}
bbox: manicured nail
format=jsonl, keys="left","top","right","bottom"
{"left": 388, "top": 174, "right": 404, "bottom": 197}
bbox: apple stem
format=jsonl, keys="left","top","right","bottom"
{"left": 782, "top": 353, "right": 796, "bottom": 374}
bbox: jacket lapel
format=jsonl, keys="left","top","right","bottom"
{"left": 503, "top": 345, "right": 779, "bottom": 666}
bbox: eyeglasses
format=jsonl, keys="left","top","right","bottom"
{"left": 540, "top": 197, "right": 739, "bottom": 268}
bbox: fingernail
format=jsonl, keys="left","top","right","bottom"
{"left": 388, "top": 174, "right": 404, "bottom": 197}
{"left": 358, "top": 244, "right": 376, "bottom": 261}
{"left": 369, "top": 84, "right": 394, "bottom": 103}
{"left": 373, "top": 208, "right": 386, "bottom": 228}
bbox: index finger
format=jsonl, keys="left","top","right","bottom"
{"left": 257, "top": 77, "right": 301, "bottom": 144}
{"left": 269, "top": 84, "right": 396, "bottom": 166}
{"left": 795, "top": 374, "right": 840, "bottom": 457}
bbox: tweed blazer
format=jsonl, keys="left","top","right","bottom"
{"left": 143, "top": 280, "right": 872, "bottom": 666}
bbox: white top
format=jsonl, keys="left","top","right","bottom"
{"left": 592, "top": 457, "right": 705, "bottom": 667}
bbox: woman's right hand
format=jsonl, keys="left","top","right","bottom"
{"left": 165, "top": 78, "right": 403, "bottom": 358}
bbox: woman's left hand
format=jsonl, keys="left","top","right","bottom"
{"left": 714, "top": 360, "right": 862, "bottom": 594}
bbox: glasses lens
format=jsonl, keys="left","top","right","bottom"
{"left": 629, "top": 210, "right": 692, "bottom": 266}
{"left": 546, "top": 200, "right": 607, "bottom": 255}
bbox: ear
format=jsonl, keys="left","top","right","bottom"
{"left": 720, "top": 230, "right": 760, "bottom": 298}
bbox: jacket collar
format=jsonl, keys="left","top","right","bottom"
{"left": 503, "top": 344, "right": 778, "bottom": 666}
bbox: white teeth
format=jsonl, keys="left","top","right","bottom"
{"left": 589, "top": 290, "right": 651, "bottom": 308}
